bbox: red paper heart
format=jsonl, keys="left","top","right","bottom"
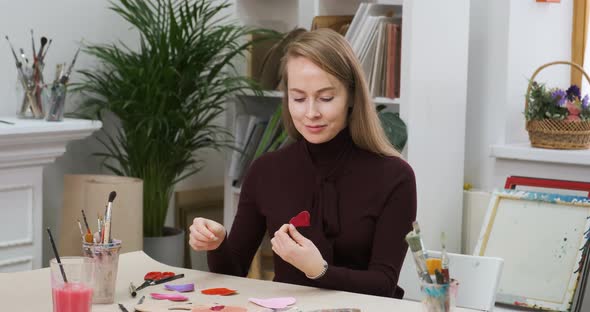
{"left": 201, "top": 287, "right": 237, "bottom": 296}
{"left": 289, "top": 210, "right": 311, "bottom": 227}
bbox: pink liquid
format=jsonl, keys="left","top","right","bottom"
{"left": 52, "top": 283, "right": 93, "bottom": 312}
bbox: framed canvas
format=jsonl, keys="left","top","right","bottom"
{"left": 504, "top": 176, "right": 590, "bottom": 198}
{"left": 474, "top": 189, "right": 590, "bottom": 311}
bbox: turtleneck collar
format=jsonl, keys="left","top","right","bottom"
{"left": 304, "top": 127, "right": 352, "bottom": 166}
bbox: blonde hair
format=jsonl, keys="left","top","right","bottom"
{"left": 279, "top": 28, "right": 400, "bottom": 157}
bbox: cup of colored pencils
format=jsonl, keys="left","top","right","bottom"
{"left": 79, "top": 191, "right": 122, "bottom": 304}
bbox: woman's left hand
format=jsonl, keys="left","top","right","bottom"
{"left": 271, "top": 224, "right": 326, "bottom": 278}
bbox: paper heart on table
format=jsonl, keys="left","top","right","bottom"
{"left": 200, "top": 287, "right": 237, "bottom": 296}
{"left": 289, "top": 211, "right": 311, "bottom": 227}
{"left": 165, "top": 283, "right": 195, "bottom": 292}
{"left": 150, "top": 292, "right": 189, "bottom": 301}
{"left": 248, "top": 297, "right": 296, "bottom": 309}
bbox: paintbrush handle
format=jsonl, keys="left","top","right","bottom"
{"left": 65, "top": 48, "right": 81, "bottom": 78}
{"left": 103, "top": 217, "right": 111, "bottom": 244}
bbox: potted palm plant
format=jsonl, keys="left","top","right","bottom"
{"left": 75, "top": 0, "right": 267, "bottom": 266}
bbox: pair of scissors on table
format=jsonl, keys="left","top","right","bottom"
{"left": 130, "top": 271, "right": 185, "bottom": 297}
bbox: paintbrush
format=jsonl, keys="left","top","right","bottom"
{"left": 103, "top": 191, "right": 117, "bottom": 244}
{"left": 34, "top": 37, "right": 48, "bottom": 84}
{"left": 94, "top": 214, "right": 101, "bottom": 244}
{"left": 61, "top": 48, "right": 80, "bottom": 84}
{"left": 441, "top": 232, "right": 450, "bottom": 284}
{"left": 37, "top": 37, "right": 47, "bottom": 63}
{"left": 30, "top": 29, "right": 36, "bottom": 61}
{"left": 41, "top": 38, "right": 52, "bottom": 61}
{"left": 406, "top": 225, "right": 433, "bottom": 283}
{"left": 81, "top": 210, "right": 93, "bottom": 243}
{"left": 412, "top": 221, "right": 429, "bottom": 259}
{"left": 5, "top": 36, "right": 28, "bottom": 83}
{"left": 47, "top": 228, "right": 68, "bottom": 283}
{"left": 77, "top": 219, "right": 85, "bottom": 238}
{"left": 5, "top": 36, "right": 22, "bottom": 68}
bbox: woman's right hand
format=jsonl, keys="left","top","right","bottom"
{"left": 189, "top": 217, "right": 226, "bottom": 251}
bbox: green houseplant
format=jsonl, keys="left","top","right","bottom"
{"left": 75, "top": 0, "right": 265, "bottom": 249}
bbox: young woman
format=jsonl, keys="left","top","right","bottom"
{"left": 189, "top": 28, "right": 416, "bottom": 299}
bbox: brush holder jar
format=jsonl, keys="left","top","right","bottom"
{"left": 82, "top": 240, "right": 122, "bottom": 304}
{"left": 15, "top": 68, "right": 46, "bottom": 119}
{"left": 421, "top": 279, "right": 459, "bottom": 312}
{"left": 45, "top": 82, "right": 67, "bottom": 121}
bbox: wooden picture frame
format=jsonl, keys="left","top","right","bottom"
{"left": 474, "top": 189, "right": 590, "bottom": 311}
{"left": 505, "top": 176, "right": 590, "bottom": 198}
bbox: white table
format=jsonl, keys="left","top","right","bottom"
{"left": 0, "top": 251, "right": 478, "bottom": 311}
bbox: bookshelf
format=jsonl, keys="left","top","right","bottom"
{"left": 222, "top": 0, "right": 471, "bottom": 287}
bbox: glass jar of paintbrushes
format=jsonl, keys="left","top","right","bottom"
{"left": 79, "top": 191, "right": 122, "bottom": 304}
{"left": 6, "top": 32, "right": 80, "bottom": 121}
{"left": 45, "top": 49, "right": 80, "bottom": 121}
{"left": 7, "top": 32, "right": 51, "bottom": 119}
{"left": 13, "top": 55, "right": 46, "bottom": 119}
{"left": 45, "top": 62, "right": 72, "bottom": 121}
{"left": 406, "top": 223, "right": 458, "bottom": 312}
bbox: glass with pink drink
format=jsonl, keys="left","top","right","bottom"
{"left": 50, "top": 257, "right": 94, "bottom": 312}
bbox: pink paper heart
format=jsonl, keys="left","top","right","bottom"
{"left": 289, "top": 211, "right": 310, "bottom": 227}
{"left": 150, "top": 292, "right": 189, "bottom": 301}
{"left": 165, "top": 283, "right": 195, "bottom": 292}
{"left": 248, "top": 297, "right": 296, "bottom": 309}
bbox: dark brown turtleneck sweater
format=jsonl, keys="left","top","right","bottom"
{"left": 208, "top": 128, "right": 417, "bottom": 298}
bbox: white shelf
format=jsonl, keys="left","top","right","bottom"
{"left": 0, "top": 118, "right": 101, "bottom": 136}
{"left": 0, "top": 118, "right": 102, "bottom": 168}
{"left": 239, "top": 91, "right": 400, "bottom": 107}
{"left": 373, "top": 0, "right": 404, "bottom": 5}
{"left": 490, "top": 143, "right": 590, "bottom": 166}
{"left": 374, "top": 96, "right": 400, "bottom": 106}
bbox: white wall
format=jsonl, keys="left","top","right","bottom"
{"left": 465, "top": 0, "right": 572, "bottom": 191}
{"left": 1, "top": 0, "right": 226, "bottom": 266}
{"left": 402, "top": 0, "right": 471, "bottom": 253}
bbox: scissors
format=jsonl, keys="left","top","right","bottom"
{"left": 131, "top": 271, "right": 185, "bottom": 297}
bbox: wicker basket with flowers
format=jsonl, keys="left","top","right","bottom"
{"left": 525, "top": 61, "right": 590, "bottom": 149}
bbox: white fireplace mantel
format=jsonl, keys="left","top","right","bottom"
{"left": 0, "top": 118, "right": 102, "bottom": 168}
{"left": 0, "top": 118, "right": 102, "bottom": 272}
